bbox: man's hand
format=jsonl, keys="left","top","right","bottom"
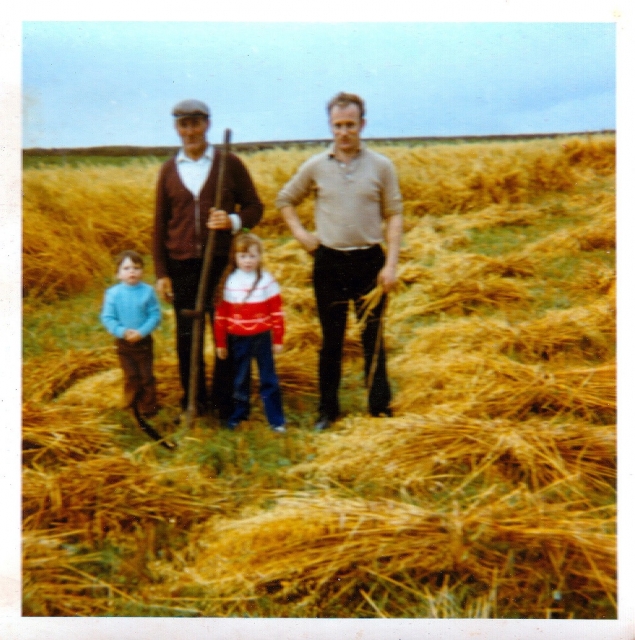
{"left": 379, "top": 213, "right": 403, "bottom": 293}
{"left": 377, "top": 264, "right": 399, "bottom": 293}
{"left": 280, "top": 205, "right": 320, "bottom": 254}
{"left": 216, "top": 347, "right": 228, "bottom": 360}
{"left": 207, "top": 208, "right": 233, "bottom": 230}
{"left": 273, "top": 344, "right": 283, "bottom": 355}
{"left": 298, "top": 230, "right": 320, "bottom": 254}
{"left": 156, "top": 277, "right": 173, "bottom": 303}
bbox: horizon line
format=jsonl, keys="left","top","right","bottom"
{"left": 22, "top": 130, "right": 616, "bottom": 155}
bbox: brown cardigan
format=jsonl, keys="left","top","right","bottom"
{"left": 153, "top": 150, "right": 263, "bottom": 279}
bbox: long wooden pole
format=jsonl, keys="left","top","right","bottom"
{"left": 183, "top": 128, "right": 231, "bottom": 428}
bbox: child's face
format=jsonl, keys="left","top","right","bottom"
{"left": 117, "top": 257, "right": 143, "bottom": 285}
{"left": 236, "top": 245, "right": 261, "bottom": 273}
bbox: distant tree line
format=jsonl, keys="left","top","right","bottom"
{"left": 23, "top": 131, "right": 614, "bottom": 157}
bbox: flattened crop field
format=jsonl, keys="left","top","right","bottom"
{"left": 22, "top": 134, "right": 616, "bottom": 618}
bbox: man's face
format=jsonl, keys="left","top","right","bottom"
{"left": 175, "top": 116, "right": 210, "bottom": 158}
{"left": 329, "top": 103, "right": 365, "bottom": 156}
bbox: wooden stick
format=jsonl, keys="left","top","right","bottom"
{"left": 184, "top": 128, "right": 232, "bottom": 428}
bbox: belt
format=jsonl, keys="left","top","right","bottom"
{"left": 321, "top": 244, "right": 379, "bottom": 256}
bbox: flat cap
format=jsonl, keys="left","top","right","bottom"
{"left": 172, "top": 99, "right": 210, "bottom": 119}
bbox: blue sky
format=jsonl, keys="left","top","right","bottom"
{"left": 22, "top": 21, "right": 616, "bottom": 149}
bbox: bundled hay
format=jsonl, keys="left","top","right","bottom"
{"left": 411, "top": 275, "right": 530, "bottom": 316}
{"left": 397, "top": 226, "right": 542, "bottom": 326}
{"left": 434, "top": 204, "right": 548, "bottom": 234}
{"left": 57, "top": 350, "right": 182, "bottom": 411}
{"left": 23, "top": 456, "right": 227, "bottom": 535}
{"left": 560, "top": 135, "right": 616, "bottom": 174}
{"left": 570, "top": 262, "right": 615, "bottom": 300}
{"left": 393, "top": 299, "right": 614, "bottom": 365}
{"left": 393, "top": 351, "right": 615, "bottom": 422}
{"left": 166, "top": 486, "right": 614, "bottom": 618}
{"left": 24, "top": 348, "right": 119, "bottom": 403}
{"left": 23, "top": 530, "right": 128, "bottom": 616}
{"left": 399, "top": 221, "right": 448, "bottom": 263}
{"left": 23, "top": 161, "right": 158, "bottom": 300}
{"left": 275, "top": 349, "right": 318, "bottom": 396}
{"left": 521, "top": 208, "right": 615, "bottom": 257}
{"left": 388, "top": 315, "right": 504, "bottom": 357}
{"left": 430, "top": 252, "right": 537, "bottom": 282}
{"left": 386, "top": 135, "right": 614, "bottom": 218}
{"left": 472, "top": 360, "right": 615, "bottom": 420}
{"left": 288, "top": 413, "right": 615, "bottom": 496}
{"left": 500, "top": 300, "right": 615, "bottom": 363}
{"left": 58, "top": 369, "right": 123, "bottom": 409}
{"left": 22, "top": 527, "right": 205, "bottom": 617}
{"left": 262, "top": 239, "right": 314, "bottom": 288}
{"left": 23, "top": 404, "right": 121, "bottom": 469}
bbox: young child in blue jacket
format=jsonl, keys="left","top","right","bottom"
{"left": 101, "top": 250, "right": 161, "bottom": 417}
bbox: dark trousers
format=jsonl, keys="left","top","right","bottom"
{"left": 167, "top": 256, "right": 233, "bottom": 414}
{"left": 312, "top": 244, "right": 392, "bottom": 420}
{"left": 227, "top": 331, "right": 285, "bottom": 428}
{"left": 116, "top": 336, "right": 157, "bottom": 415}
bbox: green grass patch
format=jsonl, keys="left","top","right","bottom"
{"left": 23, "top": 289, "right": 111, "bottom": 359}
{"left": 465, "top": 216, "right": 575, "bottom": 256}
{"left": 541, "top": 251, "right": 615, "bottom": 281}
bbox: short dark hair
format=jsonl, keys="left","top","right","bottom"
{"left": 115, "top": 250, "right": 144, "bottom": 269}
{"left": 327, "top": 92, "right": 365, "bottom": 119}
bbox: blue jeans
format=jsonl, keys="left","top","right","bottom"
{"left": 227, "top": 331, "right": 285, "bottom": 428}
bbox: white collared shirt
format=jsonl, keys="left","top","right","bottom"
{"left": 176, "top": 146, "right": 241, "bottom": 232}
{"left": 176, "top": 146, "right": 213, "bottom": 198}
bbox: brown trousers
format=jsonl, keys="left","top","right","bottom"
{"left": 116, "top": 336, "right": 157, "bottom": 415}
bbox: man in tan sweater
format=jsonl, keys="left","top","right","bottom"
{"left": 276, "top": 92, "right": 403, "bottom": 430}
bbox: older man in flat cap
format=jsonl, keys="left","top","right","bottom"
{"left": 153, "top": 99, "right": 263, "bottom": 420}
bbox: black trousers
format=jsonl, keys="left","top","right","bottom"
{"left": 167, "top": 256, "right": 233, "bottom": 415}
{"left": 312, "top": 244, "right": 392, "bottom": 420}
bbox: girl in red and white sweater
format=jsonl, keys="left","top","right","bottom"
{"left": 214, "top": 232, "right": 286, "bottom": 431}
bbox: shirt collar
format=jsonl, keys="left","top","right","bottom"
{"left": 176, "top": 145, "right": 213, "bottom": 163}
{"left": 327, "top": 142, "right": 366, "bottom": 159}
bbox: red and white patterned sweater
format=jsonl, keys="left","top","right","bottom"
{"left": 214, "top": 269, "right": 284, "bottom": 349}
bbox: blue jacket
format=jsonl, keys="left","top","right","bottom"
{"left": 101, "top": 282, "right": 161, "bottom": 339}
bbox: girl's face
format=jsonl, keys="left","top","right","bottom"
{"left": 117, "top": 256, "right": 143, "bottom": 285}
{"left": 235, "top": 245, "right": 261, "bottom": 273}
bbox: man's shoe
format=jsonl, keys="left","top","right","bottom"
{"left": 314, "top": 415, "right": 331, "bottom": 431}
{"left": 371, "top": 408, "right": 393, "bottom": 417}
{"left": 271, "top": 425, "right": 286, "bottom": 433}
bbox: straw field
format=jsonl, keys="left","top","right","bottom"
{"left": 22, "top": 134, "right": 616, "bottom": 618}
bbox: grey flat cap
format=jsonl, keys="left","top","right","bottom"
{"left": 172, "top": 99, "right": 210, "bottom": 119}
